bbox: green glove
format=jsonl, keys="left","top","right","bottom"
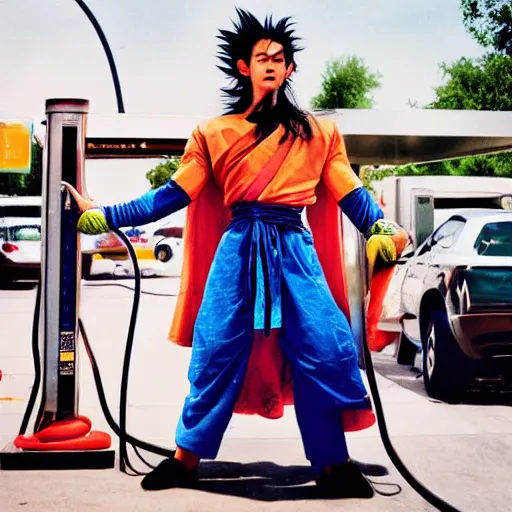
{"left": 77, "top": 209, "right": 110, "bottom": 235}
{"left": 365, "top": 218, "right": 399, "bottom": 238}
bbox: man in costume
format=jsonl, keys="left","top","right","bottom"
{"left": 70, "top": 9, "right": 407, "bottom": 498}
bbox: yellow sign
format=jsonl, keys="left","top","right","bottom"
{"left": 0, "top": 120, "right": 33, "bottom": 174}
{"left": 59, "top": 351, "right": 75, "bottom": 362}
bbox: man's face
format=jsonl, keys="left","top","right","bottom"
{"left": 237, "top": 39, "right": 294, "bottom": 95}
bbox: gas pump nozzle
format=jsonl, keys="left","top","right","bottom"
{"left": 61, "top": 181, "right": 97, "bottom": 213}
{"left": 61, "top": 184, "right": 72, "bottom": 211}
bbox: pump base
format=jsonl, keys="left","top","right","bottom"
{"left": 0, "top": 443, "right": 115, "bottom": 470}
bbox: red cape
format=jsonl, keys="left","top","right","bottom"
{"left": 168, "top": 180, "right": 396, "bottom": 431}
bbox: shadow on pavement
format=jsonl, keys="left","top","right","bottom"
{"left": 0, "top": 280, "right": 38, "bottom": 291}
{"left": 373, "top": 352, "right": 512, "bottom": 407}
{"left": 188, "top": 459, "right": 391, "bottom": 502}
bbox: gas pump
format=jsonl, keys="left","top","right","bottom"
{"left": 0, "top": 99, "right": 115, "bottom": 470}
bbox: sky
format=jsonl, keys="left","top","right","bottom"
{"left": 0, "top": 0, "right": 488, "bottom": 222}
{"left": 0, "top": 0, "right": 486, "bottom": 122}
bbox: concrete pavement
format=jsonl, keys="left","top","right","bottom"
{"left": 1, "top": 277, "right": 512, "bottom": 511}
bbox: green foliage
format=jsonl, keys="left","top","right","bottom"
{"left": 311, "top": 56, "right": 381, "bottom": 110}
{"left": 388, "top": 151, "right": 512, "bottom": 180}
{"left": 363, "top": 4, "right": 512, "bottom": 188}
{"left": 461, "top": 0, "right": 512, "bottom": 56}
{"left": 0, "top": 141, "right": 42, "bottom": 196}
{"left": 145, "top": 157, "right": 181, "bottom": 189}
{"left": 361, "top": 166, "right": 395, "bottom": 194}
{"left": 428, "top": 53, "right": 512, "bottom": 110}
{"left": 371, "top": 51, "right": 512, "bottom": 183}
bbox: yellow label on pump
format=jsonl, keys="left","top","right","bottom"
{"left": 0, "top": 121, "right": 33, "bottom": 174}
{"left": 59, "top": 351, "right": 75, "bottom": 362}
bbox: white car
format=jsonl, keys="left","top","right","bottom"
{"left": 392, "top": 209, "right": 512, "bottom": 402}
{"left": 0, "top": 217, "right": 41, "bottom": 284}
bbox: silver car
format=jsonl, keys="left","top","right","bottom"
{"left": 396, "top": 209, "right": 512, "bottom": 402}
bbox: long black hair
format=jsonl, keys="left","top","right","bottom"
{"left": 217, "top": 8, "right": 313, "bottom": 142}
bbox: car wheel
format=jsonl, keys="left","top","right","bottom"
{"left": 422, "top": 309, "right": 472, "bottom": 403}
{"left": 155, "top": 244, "right": 173, "bottom": 263}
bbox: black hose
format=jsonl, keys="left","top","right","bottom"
{"left": 84, "top": 281, "right": 177, "bottom": 297}
{"left": 78, "top": 318, "right": 175, "bottom": 461}
{"left": 72, "top": 0, "right": 125, "bottom": 113}
{"left": 18, "top": 277, "right": 42, "bottom": 436}
{"left": 78, "top": 228, "right": 177, "bottom": 474}
{"left": 112, "top": 228, "right": 139, "bottom": 473}
{"left": 362, "top": 309, "right": 461, "bottom": 511}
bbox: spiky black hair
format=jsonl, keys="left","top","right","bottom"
{"left": 217, "top": 8, "right": 312, "bottom": 142}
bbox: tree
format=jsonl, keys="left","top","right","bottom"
{"left": 461, "top": 0, "right": 512, "bottom": 56}
{"left": 428, "top": 53, "right": 512, "bottom": 111}
{"left": 311, "top": 56, "right": 382, "bottom": 110}
{"left": 373, "top": 51, "right": 512, "bottom": 182}
{"left": 145, "top": 157, "right": 181, "bottom": 189}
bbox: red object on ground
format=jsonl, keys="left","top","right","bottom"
{"left": 14, "top": 415, "right": 111, "bottom": 451}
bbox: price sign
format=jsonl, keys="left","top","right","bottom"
{"left": 0, "top": 120, "right": 33, "bottom": 174}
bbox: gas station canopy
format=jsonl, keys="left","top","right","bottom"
{"left": 82, "top": 108, "right": 512, "bottom": 165}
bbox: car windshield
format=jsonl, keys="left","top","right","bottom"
{"left": 1, "top": 225, "right": 42, "bottom": 242}
{"left": 474, "top": 221, "right": 512, "bottom": 256}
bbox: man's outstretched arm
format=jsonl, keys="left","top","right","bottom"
{"left": 76, "top": 125, "right": 211, "bottom": 235}
{"left": 321, "top": 122, "right": 408, "bottom": 264}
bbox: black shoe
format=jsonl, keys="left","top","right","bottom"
{"left": 140, "top": 457, "right": 199, "bottom": 491}
{"left": 316, "top": 460, "right": 374, "bottom": 499}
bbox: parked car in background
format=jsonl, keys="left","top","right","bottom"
{"left": 0, "top": 218, "right": 41, "bottom": 284}
{"left": 393, "top": 209, "right": 512, "bottom": 403}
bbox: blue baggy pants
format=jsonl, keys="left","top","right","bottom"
{"left": 175, "top": 203, "right": 369, "bottom": 467}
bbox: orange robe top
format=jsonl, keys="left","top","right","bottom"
{"left": 172, "top": 113, "right": 363, "bottom": 207}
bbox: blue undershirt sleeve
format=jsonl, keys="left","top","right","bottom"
{"left": 100, "top": 179, "right": 191, "bottom": 230}
{"left": 339, "top": 186, "right": 384, "bottom": 237}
